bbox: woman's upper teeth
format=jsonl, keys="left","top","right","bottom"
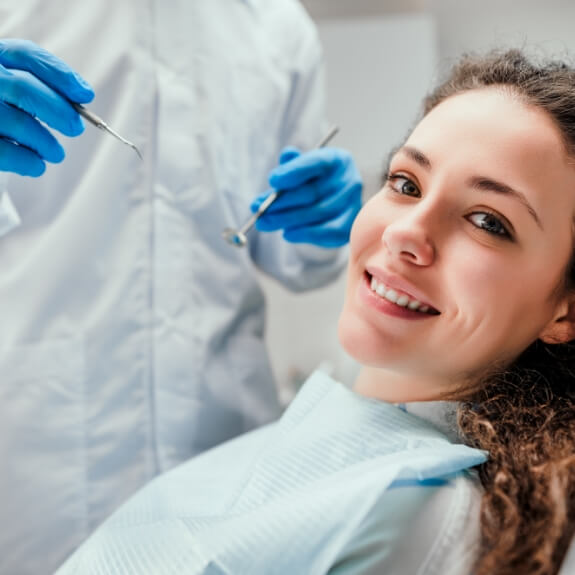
{"left": 370, "top": 276, "right": 430, "bottom": 313}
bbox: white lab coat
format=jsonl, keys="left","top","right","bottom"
{"left": 0, "top": 1, "right": 345, "bottom": 573}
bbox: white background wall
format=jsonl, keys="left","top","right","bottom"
{"left": 428, "top": 0, "right": 575, "bottom": 63}
{"left": 263, "top": 0, "right": 575, "bottom": 400}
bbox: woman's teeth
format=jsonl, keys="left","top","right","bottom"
{"left": 369, "top": 276, "right": 431, "bottom": 313}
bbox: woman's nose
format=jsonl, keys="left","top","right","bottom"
{"left": 381, "top": 210, "right": 436, "bottom": 266}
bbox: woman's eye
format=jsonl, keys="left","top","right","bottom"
{"left": 387, "top": 175, "right": 420, "bottom": 197}
{"left": 467, "top": 212, "right": 511, "bottom": 239}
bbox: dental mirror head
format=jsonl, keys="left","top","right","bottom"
{"left": 222, "top": 227, "right": 248, "bottom": 248}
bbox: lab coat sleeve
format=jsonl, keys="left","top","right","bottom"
{"left": 248, "top": 3, "right": 348, "bottom": 293}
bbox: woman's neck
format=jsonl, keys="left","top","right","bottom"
{"left": 353, "top": 366, "right": 456, "bottom": 403}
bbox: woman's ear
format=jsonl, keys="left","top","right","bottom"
{"left": 539, "top": 296, "right": 575, "bottom": 344}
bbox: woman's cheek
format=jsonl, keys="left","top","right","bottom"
{"left": 349, "top": 201, "right": 382, "bottom": 257}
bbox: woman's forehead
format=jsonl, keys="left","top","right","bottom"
{"left": 404, "top": 89, "right": 568, "bottom": 168}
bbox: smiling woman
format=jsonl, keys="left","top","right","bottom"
{"left": 55, "top": 50, "right": 575, "bottom": 575}
{"left": 340, "top": 49, "right": 575, "bottom": 575}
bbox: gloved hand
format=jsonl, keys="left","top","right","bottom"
{"left": 0, "top": 39, "right": 94, "bottom": 177}
{"left": 250, "top": 147, "right": 363, "bottom": 248}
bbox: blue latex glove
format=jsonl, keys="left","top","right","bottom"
{"left": 0, "top": 39, "right": 94, "bottom": 177}
{"left": 250, "top": 147, "right": 362, "bottom": 248}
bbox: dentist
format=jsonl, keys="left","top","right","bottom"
{"left": 0, "top": 1, "right": 362, "bottom": 573}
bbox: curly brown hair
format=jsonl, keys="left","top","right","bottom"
{"left": 423, "top": 50, "right": 575, "bottom": 575}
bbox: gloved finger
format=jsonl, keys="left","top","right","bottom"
{"left": 255, "top": 180, "right": 361, "bottom": 231}
{"left": 283, "top": 207, "right": 359, "bottom": 248}
{"left": 268, "top": 148, "right": 351, "bottom": 190}
{"left": 0, "top": 39, "right": 94, "bottom": 103}
{"left": 252, "top": 178, "right": 340, "bottom": 215}
{"left": 0, "top": 68, "right": 84, "bottom": 136}
{"left": 278, "top": 146, "right": 301, "bottom": 165}
{"left": 0, "top": 100, "right": 64, "bottom": 162}
{"left": 0, "top": 138, "right": 46, "bottom": 177}
{"left": 250, "top": 192, "right": 268, "bottom": 214}
{"left": 250, "top": 178, "right": 332, "bottom": 214}
{"left": 249, "top": 147, "right": 300, "bottom": 212}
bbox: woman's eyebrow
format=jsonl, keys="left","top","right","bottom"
{"left": 382, "top": 145, "right": 430, "bottom": 183}
{"left": 391, "top": 145, "right": 543, "bottom": 229}
{"left": 396, "top": 145, "right": 432, "bottom": 170}
{"left": 469, "top": 176, "right": 543, "bottom": 229}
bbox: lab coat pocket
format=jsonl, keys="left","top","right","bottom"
{"left": 0, "top": 337, "right": 87, "bottom": 573}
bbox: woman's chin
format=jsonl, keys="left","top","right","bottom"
{"left": 338, "top": 312, "right": 389, "bottom": 367}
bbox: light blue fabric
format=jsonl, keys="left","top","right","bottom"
{"left": 56, "top": 371, "right": 487, "bottom": 575}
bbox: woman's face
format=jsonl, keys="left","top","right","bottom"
{"left": 338, "top": 88, "right": 575, "bottom": 401}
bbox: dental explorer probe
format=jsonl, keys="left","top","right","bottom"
{"left": 222, "top": 125, "right": 339, "bottom": 248}
{"left": 71, "top": 102, "right": 143, "bottom": 160}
